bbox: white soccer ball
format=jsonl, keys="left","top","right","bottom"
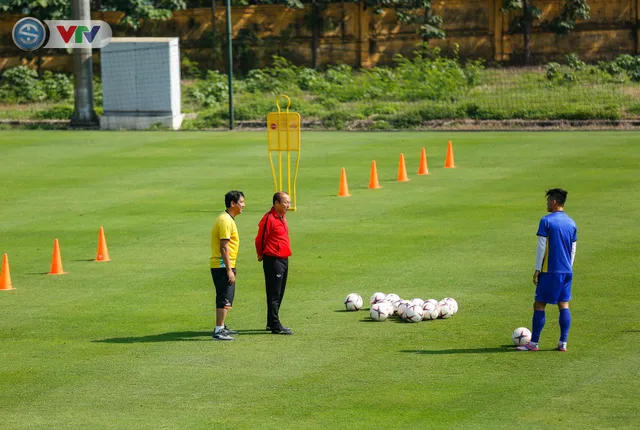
{"left": 438, "top": 300, "right": 453, "bottom": 319}
{"left": 397, "top": 300, "right": 412, "bottom": 318}
{"left": 443, "top": 297, "right": 458, "bottom": 315}
{"left": 403, "top": 304, "right": 424, "bottom": 323}
{"left": 344, "top": 293, "right": 363, "bottom": 311}
{"left": 370, "top": 292, "right": 387, "bottom": 305}
{"left": 385, "top": 293, "right": 401, "bottom": 303}
{"left": 380, "top": 300, "right": 394, "bottom": 316}
{"left": 370, "top": 303, "right": 390, "bottom": 321}
{"left": 391, "top": 299, "right": 403, "bottom": 315}
{"left": 411, "top": 298, "right": 425, "bottom": 307}
{"left": 425, "top": 299, "right": 439, "bottom": 307}
{"left": 421, "top": 302, "right": 439, "bottom": 320}
{"left": 512, "top": 327, "right": 532, "bottom": 346}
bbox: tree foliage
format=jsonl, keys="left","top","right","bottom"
{"left": 365, "top": 0, "right": 445, "bottom": 41}
{"left": 0, "top": 0, "right": 188, "bottom": 28}
{"left": 502, "top": 0, "right": 590, "bottom": 34}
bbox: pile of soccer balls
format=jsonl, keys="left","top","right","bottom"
{"left": 344, "top": 292, "right": 458, "bottom": 322}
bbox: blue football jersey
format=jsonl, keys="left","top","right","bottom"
{"left": 537, "top": 212, "right": 577, "bottom": 273}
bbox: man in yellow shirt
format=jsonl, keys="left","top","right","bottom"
{"left": 210, "top": 190, "right": 245, "bottom": 341}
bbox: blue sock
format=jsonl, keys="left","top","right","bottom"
{"left": 531, "top": 310, "right": 546, "bottom": 343}
{"left": 559, "top": 308, "right": 571, "bottom": 343}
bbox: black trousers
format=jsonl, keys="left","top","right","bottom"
{"left": 263, "top": 255, "right": 288, "bottom": 329}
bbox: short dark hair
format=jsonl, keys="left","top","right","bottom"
{"left": 546, "top": 188, "right": 568, "bottom": 206}
{"left": 273, "top": 191, "right": 288, "bottom": 205}
{"left": 225, "top": 190, "right": 244, "bottom": 208}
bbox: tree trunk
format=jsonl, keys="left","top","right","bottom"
{"left": 523, "top": 0, "right": 532, "bottom": 65}
{"left": 212, "top": 0, "right": 217, "bottom": 46}
{"left": 311, "top": 3, "right": 320, "bottom": 69}
{"left": 70, "top": 0, "right": 98, "bottom": 127}
{"left": 421, "top": 6, "right": 432, "bottom": 58}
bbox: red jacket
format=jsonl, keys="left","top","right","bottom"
{"left": 255, "top": 208, "right": 292, "bottom": 258}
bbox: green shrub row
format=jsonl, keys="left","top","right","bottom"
{"left": 2, "top": 50, "right": 640, "bottom": 127}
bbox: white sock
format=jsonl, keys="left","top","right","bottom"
{"left": 530, "top": 341, "right": 538, "bottom": 347}
{"left": 558, "top": 341, "right": 567, "bottom": 348}
{"left": 215, "top": 325, "right": 224, "bottom": 333}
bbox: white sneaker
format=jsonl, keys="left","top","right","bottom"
{"left": 212, "top": 331, "right": 235, "bottom": 341}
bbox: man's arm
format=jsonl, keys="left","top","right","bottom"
{"left": 570, "top": 241, "right": 577, "bottom": 267}
{"left": 533, "top": 236, "right": 547, "bottom": 286}
{"left": 220, "top": 239, "right": 235, "bottom": 284}
{"left": 254, "top": 214, "right": 268, "bottom": 262}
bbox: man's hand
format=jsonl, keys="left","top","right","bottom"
{"left": 533, "top": 270, "right": 540, "bottom": 286}
{"left": 227, "top": 269, "right": 236, "bottom": 285}
{"left": 257, "top": 255, "right": 263, "bottom": 262}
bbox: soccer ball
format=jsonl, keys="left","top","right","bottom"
{"left": 438, "top": 300, "right": 453, "bottom": 319}
{"left": 425, "top": 299, "right": 439, "bottom": 308}
{"left": 512, "top": 327, "right": 532, "bottom": 346}
{"left": 370, "top": 303, "right": 390, "bottom": 321}
{"left": 344, "top": 293, "right": 363, "bottom": 311}
{"left": 380, "top": 300, "right": 394, "bottom": 316}
{"left": 370, "top": 292, "right": 386, "bottom": 305}
{"left": 411, "top": 298, "right": 425, "bottom": 307}
{"left": 403, "top": 304, "right": 424, "bottom": 323}
{"left": 422, "top": 302, "right": 439, "bottom": 320}
{"left": 385, "top": 293, "right": 401, "bottom": 303}
{"left": 397, "top": 301, "right": 412, "bottom": 318}
{"left": 443, "top": 297, "right": 458, "bottom": 315}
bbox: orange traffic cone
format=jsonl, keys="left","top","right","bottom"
{"left": 369, "top": 161, "right": 381, "bottom": 189}
{"left": 95, "top": 226, "right": 111, "bottom": 262}
{"left": 418, "top": 147, "right": 429, "bottom": 175}
{"left": 48, "top": 239, "right": 67, "bottom": 275}
{"left": 1, "top": 253, "right": 14, "bottom": 291}
{"left": 444, "top": 141, "right": 456, "bottom": 168}
{"left": 397, "top": 153, "right": 410, "bottom": 182}
{"left": 338, "top": 167, "right": 350, "bottom": 197}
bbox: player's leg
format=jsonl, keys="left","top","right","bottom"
{"left": 263, "top": 256, "right": 278, "bottom": 330}
{"left": 275, "top": 258, "right": 290, "bottom": 330}
{"left": 556, "top": 273, "right": 572, "bottom": 351}
{"left": 516, "top": 300, "right": 546, "bottom": 351}
{"left": 277, "top": 258, "right": 288, "bottom": 311}
{"left": 518, "top": 273, "right": 556, "bottom": 351}
{"left": 212, "top": 268, "right": 235, "bottom": 340}
{"left": 531, "top": 300, "right": 547, "bottom": 346}
{"left": 268, "top": 257, "right": 291, "bottom": 334}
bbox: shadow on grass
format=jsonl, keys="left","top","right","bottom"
{"left": 93, "top": 329, "right": 270, "bottom": 343}
{"left": 400, "top": 347, "right": 514, "bottom": 355}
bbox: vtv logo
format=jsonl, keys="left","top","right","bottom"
{"left": 13, "top": 18, "right": 111, "bottom": 51}
{"left": 44, "top": 20, "right": 112, "bottom": 49}
{"left": 56, "top": 24, "right": 102, "bottom": 44}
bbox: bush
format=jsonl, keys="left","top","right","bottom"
{"left": 36, "top": 105, "right": 73, "bottom": 119}
{"left": 565, "top": 53, "right": 586, "bottom": 71}
{"left": 187, "top": 71, "right": 229, "bottom": 107}
{"left": 0, "top": 66, "right": 46, "bottom": 102}
{"left": 546, "top": 63, "right": 562, "bottom": 81}
{"left": 42, "top": 71, "right": 74, "bottom": 102}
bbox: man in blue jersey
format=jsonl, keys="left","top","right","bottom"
{"left": 517, "top": 188, "right": 577, "bottom": 352}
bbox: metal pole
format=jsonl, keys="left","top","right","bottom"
{"left": 70, "top": 0, "right": 98, "bottom": 127}
{"left": 225, "top": 0, "right": 234, "bottom": 130}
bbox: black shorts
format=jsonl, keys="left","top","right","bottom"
{"left": 211, "top": 268, "right": 236, "bottom": 309}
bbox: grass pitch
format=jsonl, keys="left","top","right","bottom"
{"left": 1, "top": 131, "right": 638, "bottom": 429}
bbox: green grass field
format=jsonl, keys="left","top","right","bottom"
{"left": 1, "top": 131, "right": 638, "bottom": 429}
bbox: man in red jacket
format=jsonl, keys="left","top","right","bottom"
{"left": 255, "top": 192, "right": 293, "bottom": 335}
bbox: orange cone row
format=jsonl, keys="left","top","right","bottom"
{"left": 339, "top": 142, "right": 456, "bottom": 197}
{"left": 1, "top": 227, "right": 111, "bottom": 291}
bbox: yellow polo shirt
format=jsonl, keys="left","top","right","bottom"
{"left": 210, "top": 211, "right": 239, "bottom": 269}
